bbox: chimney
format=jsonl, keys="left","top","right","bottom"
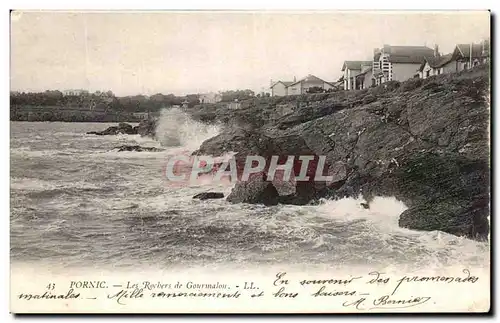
{"left": 293, "top": 76, "right": 297, "bottom": 82}
{"left": 270, "top": 79, "right": 273, "bottom": 87}
{"left": 434, "top": 44, "right": 440, "bottom": 58}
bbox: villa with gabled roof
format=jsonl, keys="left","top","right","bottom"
{"left": 270, "top": 75, "right": 336, "bottom": 96}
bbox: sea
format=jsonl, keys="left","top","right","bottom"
{"left": 10, "top": 109, "right": 490, "bottom": 293}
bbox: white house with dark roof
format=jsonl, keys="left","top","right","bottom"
{"left": 270, "top": 75, "right": 335, "bottom": 96}
{"left": 417, "top": 52, "right": 455, "bottom": 79}
{"left": 451, "top": 40, "right": 490, "bottom": 72}
{"left": 270, "top": 80, "right": 294, "bottom": 96}
{"left": 199, "top": 92, "right": 222, "bottom": 104}
{"left": 417, "top": 40, "right": 490, "bottom": 79}
{"left": 341, "top": 61, "right": 372, "bottom": 90}
{"left": 372, "top": 45, "right": 435, "bottom": 85}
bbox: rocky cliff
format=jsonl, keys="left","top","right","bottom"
{"left": 193, "top": 64, "right": 490, "bottom": 241}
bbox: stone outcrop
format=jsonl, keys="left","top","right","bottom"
{"left": 87, "top": 118, "right": 157, "bottom": 137}
{"left": 113, "top": 145, "right": 164, "bottom": 152}
{"left": 137, "top": 118, "right": 157, "bottom": 137}
{"left": 87, "top": 122, "right": 138, "bottom": 135}
{"left": 193, "top": 64, "right": 490, "bottom": 240}
{"left": 193, "top": 192, "right": 225, "bottom": 200}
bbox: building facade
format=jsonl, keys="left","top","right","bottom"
{"left": 63, "top": 89, "right": 89, "bottom": 96}
{"left": 341, "top": 61, "right": 372, "bottom": 90}
{"left": 452, "top": 41, "right": 490, "bottom": 73}
{"left": 372, "top": 45, "right": 434, "bottom": 85}
{"left": 270, "top": 81, "right": 293, "bottom": 96}
{"left": 199, "top": 92, "right": 222, "bottom": 104}
{"left": 270, "top": 75, "right": 335, "bottom": 96}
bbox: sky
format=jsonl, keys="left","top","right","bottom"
{"left": 10, "top": 10, "right": 490, "bottom": 96}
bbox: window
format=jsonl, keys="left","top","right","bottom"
{"left": 437, "top": 69, "right": 441, "bottom": 75}
{"left": 425, "top": 70, "right": 430, "bottom": 78}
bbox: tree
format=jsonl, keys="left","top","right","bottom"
{"left": 220, "top": 89, "right": 255, "bottom": 102}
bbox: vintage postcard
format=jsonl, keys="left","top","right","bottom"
{"left": 10, "top": 10, "right": 491, "bottom": 313}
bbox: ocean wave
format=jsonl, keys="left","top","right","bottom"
{"left": 155, "top": 108, "right": 220, "bottom": 151}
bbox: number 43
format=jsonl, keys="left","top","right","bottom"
{"left": 46, "top": 283, "right": 55, "bottom": 290}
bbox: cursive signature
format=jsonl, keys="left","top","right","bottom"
{"left": 343, "top": 294, "right": 431, "bottom": 310}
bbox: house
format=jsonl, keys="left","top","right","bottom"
{"left": 341, "top": 61, "right": 372, "bottom": 90}
{"left": 417, "top": 40, "right": 490, "bottom": 79}
{"left": 270, "top": 75, "right": 335, "bottom": 96}
{"left": 63, "top": 89, "right": 89, "bottom": 96}
{"left": 372, "top": 45, "right": 434, "bottom": 85}
{"left": 286, "top": 74, "right": 335, "bottom": 95}
{"left": 354, "top": 64, "right": 374, "bottom": 90}
{"left": 199, "top": 92, "right": 222, "bottom": 104}
{"left": 133, "top": 112, "right": 150, "bottom": 120}
{"left": 270, "top": 81, "right": 294, "bottom": 96}
{"left": 451, "top": 40, "right": 490, "bottom": 72}
{"left": 417, "top": 52, "right": 455, "bottom": 79}
{"left": 227, "top": 99, "right": 241, "bottom": 109}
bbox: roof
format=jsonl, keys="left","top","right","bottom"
{"left": 288, "top": 74, "right": 335, "bottom": 87}
{"left": 418, "top": 53, "right": 454, "bottom": 71}
{"left": 356, "top": 66, "right": 373, "bottom": 78}
{"left": 342, "top": 61, "right": 372, "bottom": 71}
{"left": 455, "top": 43, "right": 489, "bottom": 58}
{"left": 381, "top": 45, "right": 434, "bottom": 64}
{"left": 270, "top": 81, "right": 295, "bottom": 88}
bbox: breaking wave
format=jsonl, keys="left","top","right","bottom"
{"left": 155, "top": 108, "right": 220, "bottom": 151}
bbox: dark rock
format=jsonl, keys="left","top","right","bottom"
{"left": 362, "top": 94, "right": 376, "bottom": 104}
{"left": 113, "top": 145, "right": 164, "bottom": 152}
{"left": 360, "top": 203, "right": 370, "bottom": 209}
{"left": 86, "top": 123, "right": 138, "bottom": 136}
{"left": 399, "top": 197, "right": 489, "bottom": 241}
{"left": 193, "top": 192, "right": 225, "bottom": 200}
{"left": 399, "top": 78, "right": 423, "bottom": 92}
{"left": 137, "top": 118, "right": 157, "bottom": 137}
{"left": 189, "top": 66, "right": 490, "bottom": 240}
{"left": 193, "top": 127, "right": 275, "bottom": 157}
{"left": 226, "top": 173, "right": 280, "bottom": 206}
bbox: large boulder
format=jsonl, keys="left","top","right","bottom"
{"left": 226, "top": 173, "right": 280, "bottom": 206}
{"left": 113, "top": 145, "right": 164, "bottom": 152}
{"left": 87, "top": 122, "right": 138, "bottom": 136}
{"left": 137, "top": 118, "right": 157, "bottom": 137}
{"left": 193, "top": 127, "right": 275, "bottom": 157}
{"left": 193, "top": 192, "right": 225, "bottom": 200}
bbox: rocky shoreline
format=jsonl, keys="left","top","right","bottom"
{"left": 87, "top": 64, "right": 490, "bottom": 241}
{"left": 193, "top": 64, "right": 490, "bottom": 241}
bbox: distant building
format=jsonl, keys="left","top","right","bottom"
{"left": 341, "top": 61, "right": 372, "bottom": 90}
{"left": 270, "top": 75, "right": 335, "bottom": 96}
{"left": 372, "top": 45, "right": 435, "bottom": 85}
{"left": 417, "top": 40, "right": 490, "bottom": 79}
{"left": 451, "top": 40, "right": 490, "bottom": 72}
{"left": 199, "top": 92, "right": 222, "bottom": 104}
{"left": 270, "top": 81, "right": 294, "bottom": 96}
{"left": 63, "top": 89, "right": 88, "bottom": 96}
{"left": 227, "top": 99, "right": 241, "bottom": 109}
{"left": 133, "top": 112, "right": 150, "bottom": 120}
{"left": 417, "top": 52, "right": 455, "bottom": 79}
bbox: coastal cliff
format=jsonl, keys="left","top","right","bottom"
{"left": 192, "top": 64, "right": 490, "bottom": 240}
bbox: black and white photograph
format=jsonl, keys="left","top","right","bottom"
{"left": 9, "top": 10, "right": 491, "bottom": 313}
